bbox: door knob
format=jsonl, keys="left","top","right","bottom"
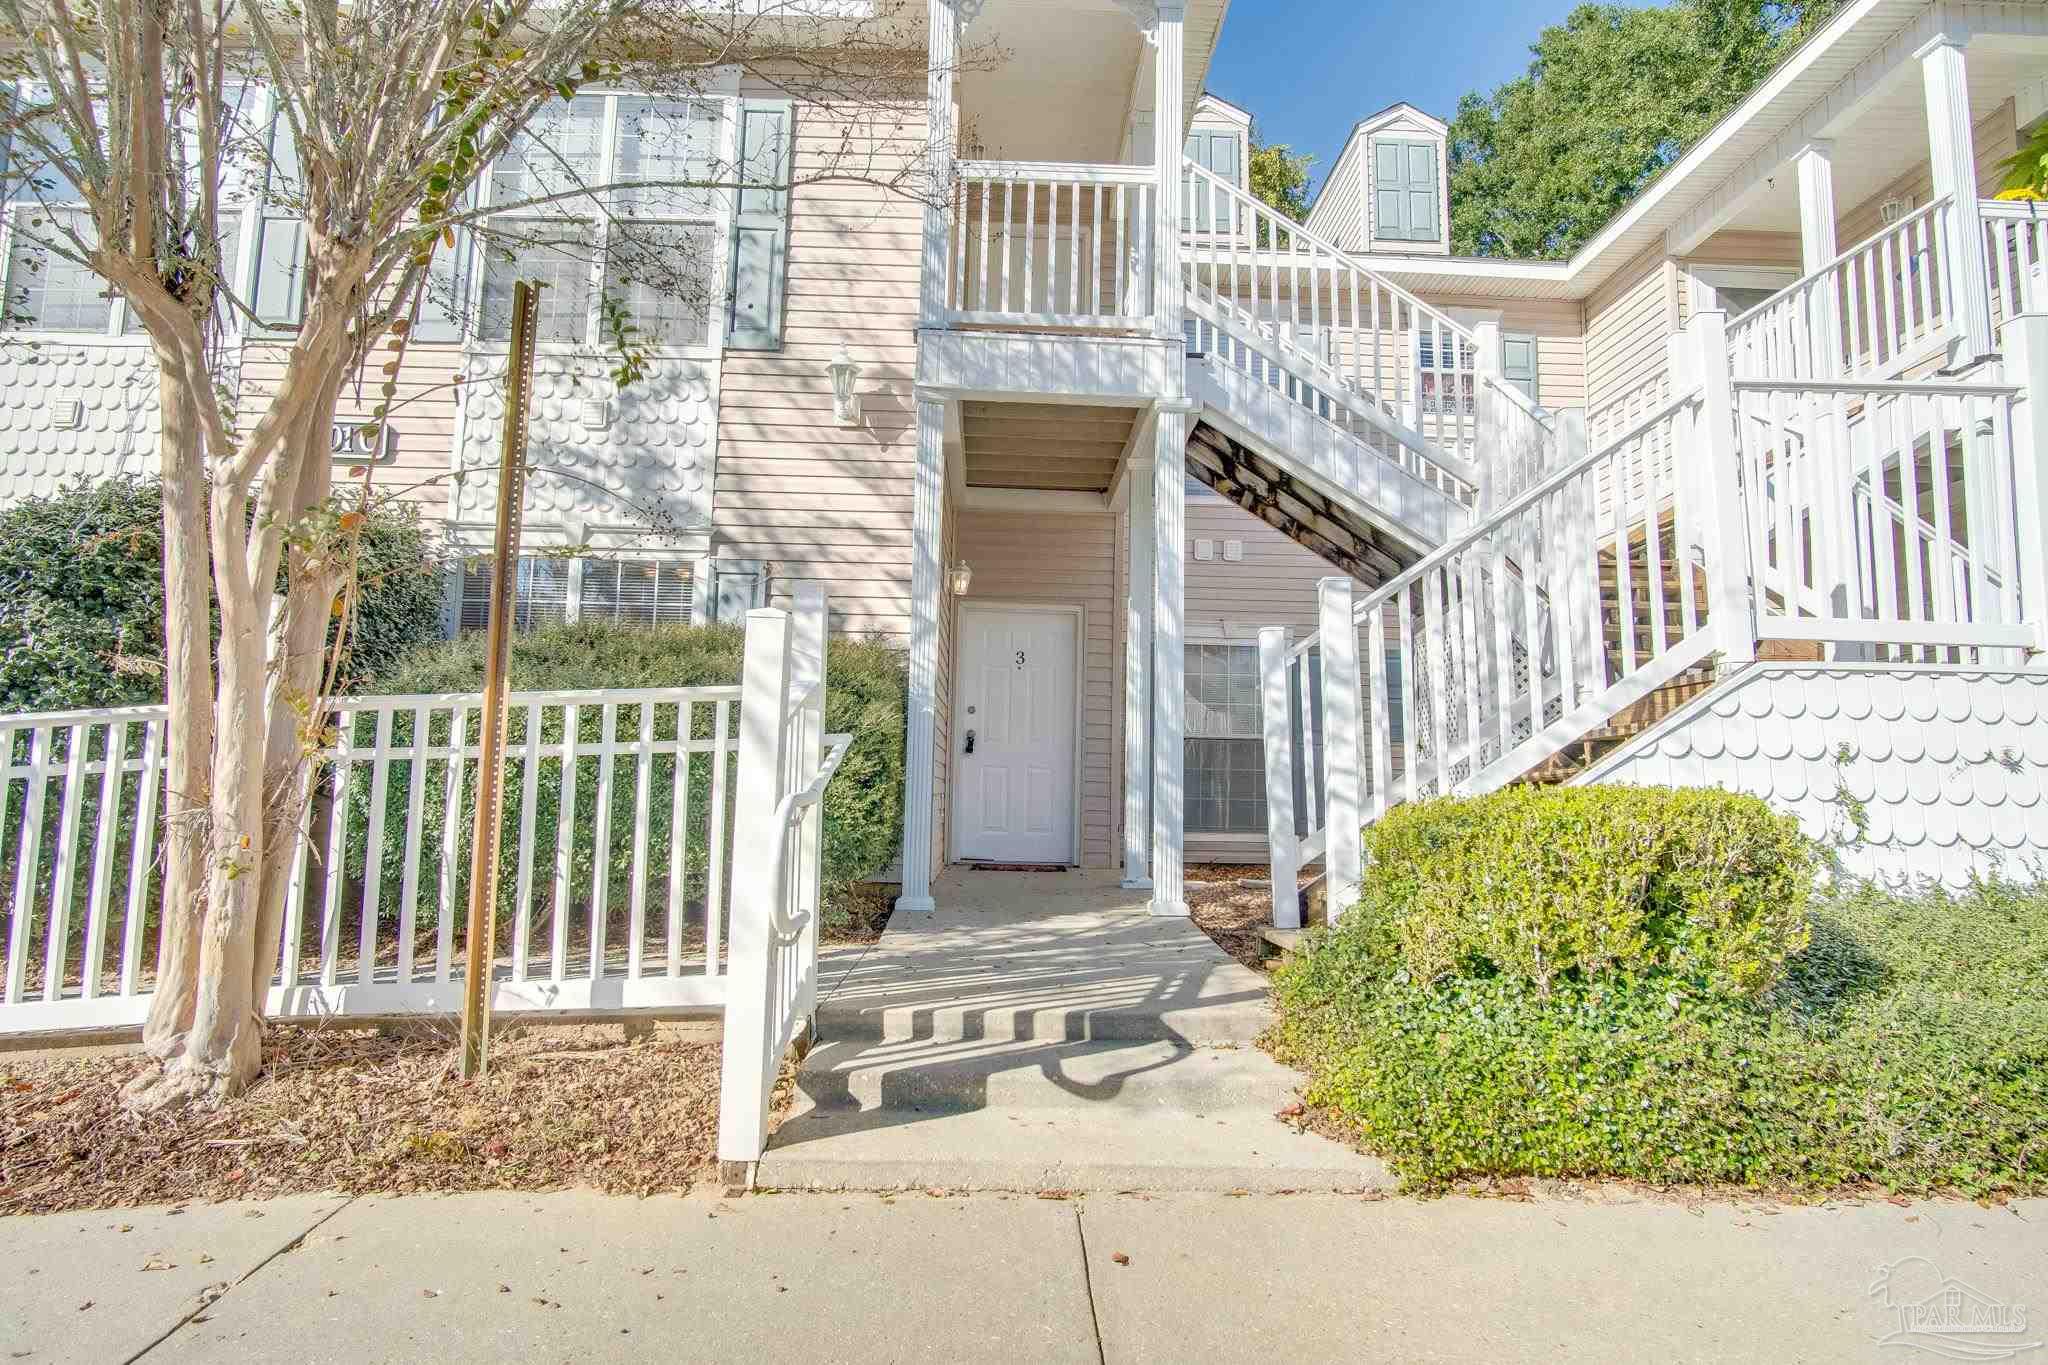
{"left": 964, "top": 729, "right": 976, "bottom": 755}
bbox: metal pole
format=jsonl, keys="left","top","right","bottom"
{"left": 460, "top": 279, "right": 540, "bottom": 1080}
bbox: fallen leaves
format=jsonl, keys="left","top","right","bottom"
{"left": 0, "top": 1022, "right": 725, "bottom": 1216}
{"left": 1110, "top": 1252, "right": 1130, "bottom": 1267}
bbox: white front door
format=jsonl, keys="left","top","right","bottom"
{"left": 953, "top": 605, "right": 1078, "bottom": 865}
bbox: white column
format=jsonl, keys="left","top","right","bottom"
{"left": 2005, "top": 313, "right": 2048, "bottom": 656}
{"left": 921, "top": 0, "right": 961, "bottom": 326}
{"left": 1149, "top": 406, "right": 1189, "bottom": 916}
{"left": 1317, "top": 577, "right": 1363, "bottom": 918}
{"left": 1919, "top": 29, "right": 1994, "bottom": 362}
{"left": 1257, "top": 626, "right": 1300, "bottom": 930}
{"left": 1152, "top": 3, "right": 1185, "bottom": 341}
{"left": 1794, "top": 141, "right": 1838, "bottom": 271}
{"left": 1122, "top": 450, "right": 1155, "bottom": 888}
{"left": 898, "top": 393, "right": 948, "bottom": 912}
{"left": 1795, "top": 141, "right": 1841, "bottom": 378}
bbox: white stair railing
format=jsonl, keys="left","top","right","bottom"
{"left": 1260, "top": 319, "right": 1739, "bottom": 915}
{"left": 1732, "top": 374, "right": 2028, "bottom": 662}
{"left": 719, "top": 584, "right": 853, "bottom": 1167}
{"left": 1180, "top": 157, "right": 1554, "bottom": 506}
{"left": 1727, "top": 197, "right": 1955, "bottom": 382}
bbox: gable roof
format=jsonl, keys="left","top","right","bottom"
{"left": 1302, "top": 102, "right": 1449, "bottom": 222}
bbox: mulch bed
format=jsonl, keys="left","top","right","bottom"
{"left": 0, "top": 1021, "right": 732, "bottom": 1217}
{"left": 1184, "top": 864, "right": 1311, "bottom": 973}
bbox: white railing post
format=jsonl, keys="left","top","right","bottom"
{"left": 2005, "top": 312, "right": 2048, "bottom": 655}
{"left": 1690, "top": 309, "right": 1755, "bottom": 664}
{"left": 1472, "top": 319, "right": 1502, "bottom": 514}
{"left": 717, "top": 606, "right": 793, "bottom": 1170}
{"left": 1317, "top": 577, "right": 1363, "bottom": 918}
{"left": 790, "top": 584, "right": 828, "bottom": 1020}
{"left": 1257, "top": 627, "right": 1300, "bottom": 930}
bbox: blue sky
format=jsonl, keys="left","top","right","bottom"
{"left": 1204, "top": 0, "right": 1587, "bottom": 193}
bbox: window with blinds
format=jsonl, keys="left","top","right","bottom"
{"left": 458, "top": 555, "right": 693, "bottom": 633}
{"left": 1185, "top": 643, "right": 1266, "bottom": 835}
{"left": 580, "top": 558, "right": 693, "bottom": 625}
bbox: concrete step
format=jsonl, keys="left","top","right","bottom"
{"left": 814, "top": 993, "right": 1273, "bottom": 1048}
{"left": 791, "top": 1037, "right": 1302, "bottom": 1116}
{"left": 759, "top": 1089, "right": 1392, "bottom": 1195}
{"left": 757, "top": 1033, "right": 1395, "bottom": 1194}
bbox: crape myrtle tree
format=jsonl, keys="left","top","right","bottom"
{"left": 0, "top": 0, "right": 983, "bottom": 1108}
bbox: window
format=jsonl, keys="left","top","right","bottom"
{"left": 1185, "top": 643, "right": 1266, "bottom": 835}
{"left": 474, "top": 94, "right": 725, "bottom": 350}
{"left": 2, "top": 110, "right": 125, "bottom": 335}
{"left": 459, "top": 556, "right": 572, "bottom": 633}
{"left": 580, "top": 558, "right": 693, "bottom": 625}
{"left": 1417, "top": 326, "right": 1476, "bottom": 417}
{"left": 458, "top": 555, "right": 694, "bottom": 632}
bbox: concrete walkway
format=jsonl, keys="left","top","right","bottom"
{"left": 10, "top": 1188, "right": 2045, "bottom": 1363}
{"left": 762, "top": 868, "right": 1389, "bottom": 1192}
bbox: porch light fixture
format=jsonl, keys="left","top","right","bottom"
{"left": 949, "top": 558, "right": 973, "bottom": 596}
{"left": 829, "top": 346, "right": 864, "bottom": 427}
{"left": 1880, "top": 198, "right": 1910, "bottom": 226}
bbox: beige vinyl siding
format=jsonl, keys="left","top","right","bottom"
{"left": 1583, "top": 241, "right": 1679, "bottom": 416}
{"left": 235, "top": 340, "right": 464, "bottom": 519}
{"left": 715, "top": 84, "right": 924, "bottom": 644}
{"left": 953, "top": 508, "right": 1120, "bottom": 869}
{"left": 1305, "top": 136, "right": 1367, "bottom": 253}
{"left": 1418, "top": 294, "right": 1589, "bottom": 410}
{"left": 1836, "top": 99, "right": 2016, "bottom": 251}
{"left": 1182, "top": 492, "right": 1352, "bottom": 864}
{"left": 1185, "top": 490, "right": 1338, "bottom": 638}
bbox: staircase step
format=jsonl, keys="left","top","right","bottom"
{"left": 759, "top": 1037, "right": 1393, "bottom": 1194}
{"left": 791, "top": 1037, "right": 1301, "bottom": 1116}
{"left": 815, "top": 985, "right": 1273, "bottom": 1048}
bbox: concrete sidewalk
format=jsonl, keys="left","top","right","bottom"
{"left": 8, "top": 1188, "right": 2045, "bottom": 1363}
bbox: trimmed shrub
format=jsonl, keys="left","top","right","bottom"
{"left": 0, "top": 476, "right": 446, "bottom": 714}
{"left": 1357, "top": 785, "right": 1817, "bottom": 998}
{"left": 1270, "top": 874, "right": 2048, "bottom": 1195}
{"left": 360, "top": 619, "right": 906, "bottom": 924}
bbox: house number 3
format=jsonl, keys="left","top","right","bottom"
{"left": 1015, "top": 650, "right": 1027, "bottom": 668}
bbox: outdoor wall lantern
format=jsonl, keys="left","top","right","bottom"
{"left": 949, "top": 558, "right": 974, "bottom": 596}
{"left": 829, "top": 346, "right": 864, "bottom": 427}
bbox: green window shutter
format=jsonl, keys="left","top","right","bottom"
{"left": 1502, "top": 334, "right": 1538, "bottom": 403}
{"left": 1374, "top": 137, "right": 1441, "bottom": 243}
{"left": 726, "top": 99, "right": 794, "bottom": 351}
{"left": 1406, "top": 141, "right": 1440, "bottom": 240}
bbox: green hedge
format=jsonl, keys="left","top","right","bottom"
{"left": 1272, "top": 791, "right": 2048, "bottom": 1195}
{"left": 360, "top": 620, "right": 906, "bottom": 926}
{"left": 1355, "top": 785, "right": 1817, "bottom": 997}
{"left": 0, "top": 476, "right": 446, "bottom": 714}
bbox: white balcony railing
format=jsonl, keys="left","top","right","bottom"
{"left": 1728, "top": 197, "right": 1955, "bottom": 382}
{"left": 1985, "top": 198, "right": 2048, "bottom": 321}
{"left": 944, "top": 160, "right": 1157, "bottom": 329}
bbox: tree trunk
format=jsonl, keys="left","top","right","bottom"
{"left": 249, "top": 369, "right": 344, "bottom": 1005}
{"left": 138, "top": 353, "right": 217, "bottom": 1067}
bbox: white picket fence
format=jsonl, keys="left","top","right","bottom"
{"left": 0, "top": 586, "right": 846, "bottom": 1163}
